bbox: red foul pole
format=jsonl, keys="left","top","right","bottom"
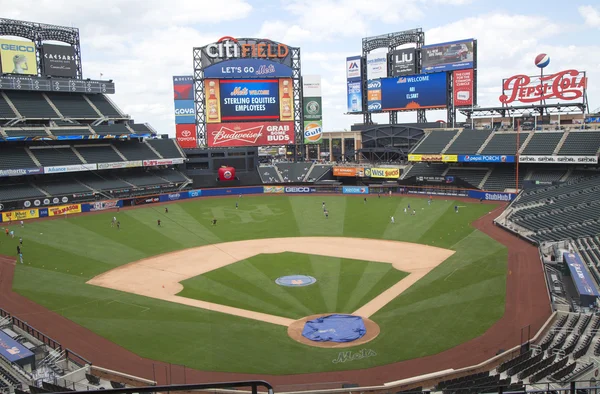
{"left": 516, "top": 119, "right": 521, "bottom": 193}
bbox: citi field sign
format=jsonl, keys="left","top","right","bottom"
{"left": 205, "top": 37, "right": 289, "bottom": 61}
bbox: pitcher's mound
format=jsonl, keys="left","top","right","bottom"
{"left": 288, "top": 313, "right": 380, "bottom": 348}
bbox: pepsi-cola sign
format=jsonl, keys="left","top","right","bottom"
{"left": 500, "top": 69, "right": 587, "bottom": 104}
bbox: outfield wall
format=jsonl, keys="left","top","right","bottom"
{"left": 0, "top": 185, "right": 515, "bottom": 223}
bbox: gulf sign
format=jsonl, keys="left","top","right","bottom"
{"left": 500, "top": 69, "right": 587, "bottom": 104}
{"left": 303, "top": 121, "right": 323, "bottom": 144}
{"left": 204, "top": 37, "right": 289, "bottom": 60}
{"left": 206, "top": 121, "right": 294, "bottom": 147}
{"left": 368, "top": 167, "right": 400, "bottom": 179}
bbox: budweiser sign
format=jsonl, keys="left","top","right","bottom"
{"left": 499, "top": 69, "right": 587, "bottom": 104}
{"left": 207, "top": 121, "right": 295, "bottom": 147}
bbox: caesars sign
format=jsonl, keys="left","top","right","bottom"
{"left": 200, "top": 37, "right": 291, "bottom": 67}
{"left": 500, "top": 69, "right": 587, "bottom": 104}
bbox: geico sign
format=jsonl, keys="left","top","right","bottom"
{"left": 285, "top": 187, "right": 311, "bottom": 193}
{"left": 1, "top": 43, "right": 34, "bottom": 52}
{"left": 205, "top": 37, "right": 289, "bottom": 60}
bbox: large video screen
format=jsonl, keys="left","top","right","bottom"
{"left": 380, "top": 72, "right": 447, "bottom": 111}
{"left": 422, "top": 39, "right": 474, "bottom": 73}
{"left": 219, "top": 79, "right": 280, "bottom": 121}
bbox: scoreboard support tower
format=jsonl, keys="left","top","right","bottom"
{"left": 361, "top": 29, "right": 425, "bottom": 125}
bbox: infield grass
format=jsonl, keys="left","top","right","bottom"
{"left": 1, "top": 195, "right": 507, "bottom": 374}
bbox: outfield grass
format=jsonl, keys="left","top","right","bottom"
{"left": 178, "top": 252, "right": 409, "bottom": 319}
{"left": 0, "top": 195, "right": 507, "bottom": 374}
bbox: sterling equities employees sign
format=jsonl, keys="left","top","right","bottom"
{"left": 499, "top": 69, "right": 587, "bottom": 104}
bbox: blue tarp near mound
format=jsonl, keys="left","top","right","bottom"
{"left": 301, "top": 314, "right": 366, "bottom": 343}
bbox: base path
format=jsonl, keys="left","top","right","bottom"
{"left": 0, "top": 197, "right": 552, "bottom": 389}
{"left": 87, "top": 237, "right": 454, "bottom": 326}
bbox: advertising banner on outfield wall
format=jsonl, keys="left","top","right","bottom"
{"left": 284, "top": 186, "right": 312, "bottom": 194}
{"left": 458, "top": 155, "right": 515, "bottom": 163}
{"left": 264, "top": 186, "right": 284, "bottom": 194}
{"left": 48, "top": 204, "right": 81, "bottom": 217}
{"left": 159, "top": 193, "right": 189, "bottom": 202}
{"left": 519, "top": 155, "right": 598, "bottom": 164}
{"left": 134, "top": 196, "right": 160, "bottom": 205}
{"left": 408, "top": 154, "right": 458, "bottom": 162}
{"left": 2, "top": 208, "right": 39, "bottom": 222}
{"left": 87, "top": 200, "right": 122, "bottom": 212}
{"left": 188, "top": 189, "right": 202, "bottom": 198}
{"left": 342, "top": 186, "right": 369, "bottom": 194}
{"left": 0, "top": 39, "right": 37, "bottom": 75}
{"left": 467, "top": 190, "right": 516, "bottom": 201}
{"left": 366, "top": 167, "right": 400, "bottom": 179}
{"left": 201, "top": 186, "right": 264, "bottom": 197}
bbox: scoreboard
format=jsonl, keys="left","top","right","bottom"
{"left": 0, "top": 75, "right": 116, "bottom": 94}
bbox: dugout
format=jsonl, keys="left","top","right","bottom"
{"left": 0, "top": 330, "right": 36, "bottom": 371}
{"left": 563, "top": 252, "right": 600, "bottom": 306}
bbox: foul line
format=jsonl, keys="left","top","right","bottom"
{"left": 107, "top": 300, "right": 150, "bottom": 313}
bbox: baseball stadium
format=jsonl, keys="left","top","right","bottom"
{"left": 0, "top": 13, "right": 599, "bottom": 394}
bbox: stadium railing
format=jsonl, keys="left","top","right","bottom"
{"left": 48, "top": 381, "right": 274, "bottom": 394}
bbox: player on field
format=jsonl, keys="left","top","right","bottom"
{"left": 212, "top": 218, "right": 217, "bottom": 226}
{"left": 165, "top": 207, "right": 169, "bottom": 214}
{"left": 390, "top": 216, "right": 395, "bottom": 224}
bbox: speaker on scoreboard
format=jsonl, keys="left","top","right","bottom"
{"left": 218, "top": 166, "right": 236, "bottom": 181}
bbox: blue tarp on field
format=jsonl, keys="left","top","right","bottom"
{"left": 302, "top": 314, "right": 366, "bottom": 343}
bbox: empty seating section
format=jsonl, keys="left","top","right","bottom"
{"left": 146, "top": 139, "right": 182, "bottom": 158}
{"left": 76, "top": 146, "right": 123, "bottom": 163}
{"left": 0, "top": 148, "right": 37, "bottom": 169}
{"left": 77, "top": 173, "right": 131, "bottom": 190}
{"left": 50, "top": 128, "right": 92, "bottom": 136}
{"left": 276, "top": 163, "right": 311, "bottom": 182}
{"left": 445, "top": 129, "right": 491, "bottom": 154}
{"left": 31, "top": 148, "right": 83, "bottom": 166}
{"left": 445, "top": 168, "right": 489, "bottom": 188}
{"left": 4, "top": 91, "right": 58, "bottom": 118}
{"left": 307, "top": 165, "right": 331, "bottom": 181}
{"left": 509, "top": 176, "right": 600, "bottom": 241}
{"left": 152, "top": 169, "right": 189, "bottom": 183}
{"left": 0, "top": 94, "right": 16, "bottom": 118}
{"left": 0, "top": 183, "right": 46, "bottom": 201}
{"left": 114, "top": 142, "right": 158, "bottom": 161}
{"left": 2, "top": 128, "right": 47, "bottom": 137}
{"left": 481, "top": 132, "right": 529, "bottom": 154}
{"left": 521, "top": 132, "right": 563, "bottom": 155}
{"left": 403, "top": 163, "right": 447, "bottom": 178}
{"left": 558, "top": 131, "right": 600, "bottom": 155}
{"left": 85, "top": 94, "right": 123, "bottom": 117}
{"left": 45, "top": 93, "right": 100, "bottom": 118}
{"left": 38, "top": 179, "right": 92, "bottom": 195}
{"left": 120, "top": 172, "right": 169, "bottom": 187}
{"left": 482, "top": 166, "right": 525, "bottom": 191}
{"left": 92, "top": 124, "right": 131, "bottom": 135}
{"left": 129, "top": 123, "right": 151, "bottom": 133}
{"left": 259, "top": 166, "right": 279, "bottom": 183}
{"left": 529, "top": 169, "right": 567, "bottom": 182}
{"left": 411, "top": 130, "right": 457, "bottom": 154}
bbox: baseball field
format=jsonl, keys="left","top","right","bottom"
{"left": 0, "top": 195, "right": 508, "bottom": 375}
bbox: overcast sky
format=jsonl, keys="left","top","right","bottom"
{"left": 2, "top": 0, "right": 599, "bottom": 135}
